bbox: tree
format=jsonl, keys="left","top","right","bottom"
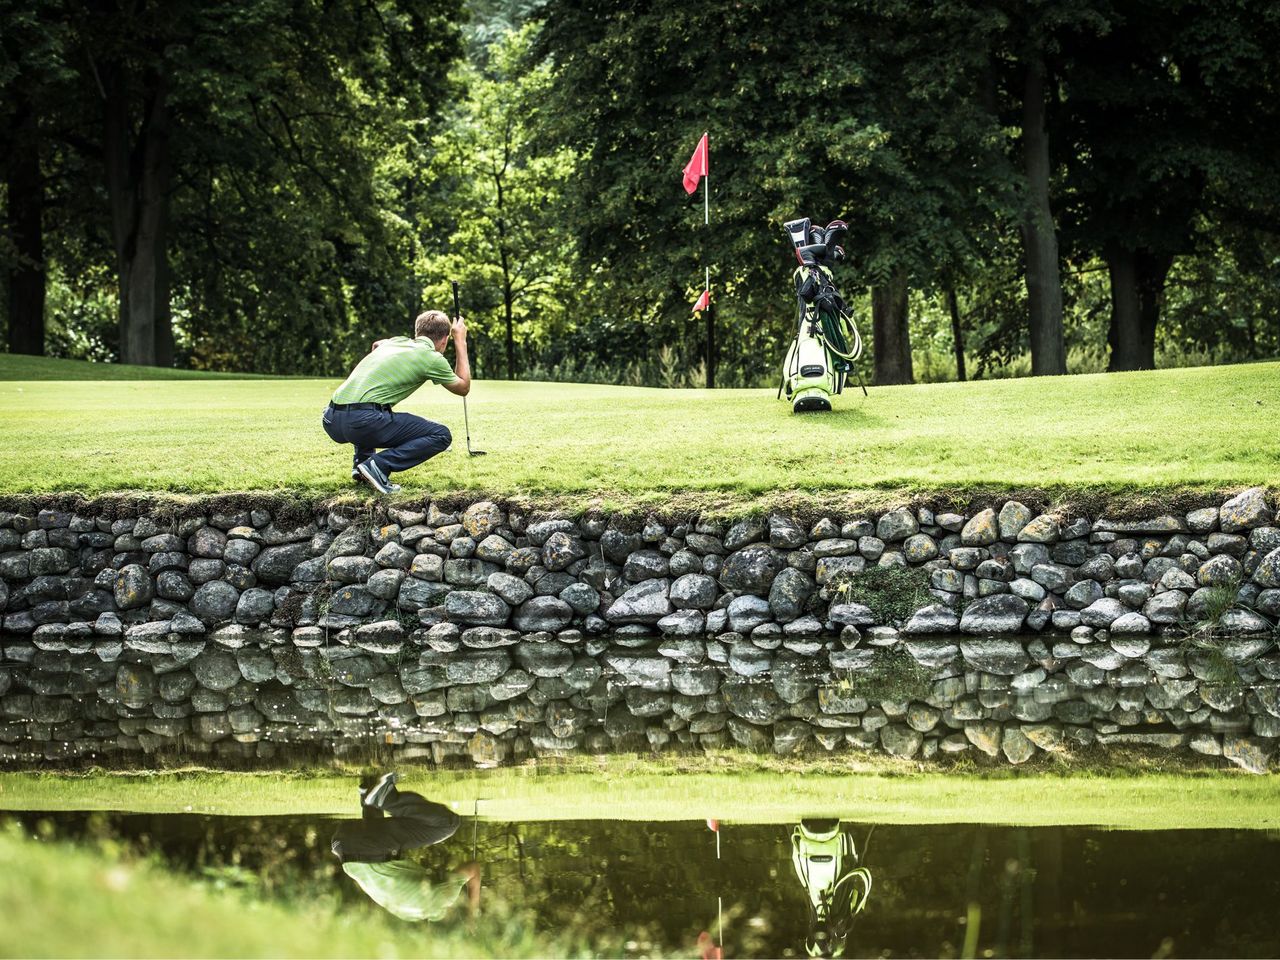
{"left": 1017, "top": 51, "right": 1067, "bottom": 375}
{"left": 1056, "top": 0, "right": 1280, "bottom": 370}
{"left": 0, "top": 0, "right": 70, "bottom": 356}
{"left": 418, "top": 23, "right": 576, "bottom": 380}
{"left": 536, "top": 0, "right": 1012, "bottom": 387}
{"left": 5, "top": 0, "right": 466, "bottom": 370}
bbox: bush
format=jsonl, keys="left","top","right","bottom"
{"left": 832, "top": 565, "right": 931, "bottom": 624}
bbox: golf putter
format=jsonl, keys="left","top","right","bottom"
{"left": 451, "top": 280, "right": 486, "bottom": 456}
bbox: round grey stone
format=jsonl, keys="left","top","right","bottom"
{"left": 719, "top": 544, "right": 787, "bottom": 595}
{"left": 903, "top": 534, "right": 939, "bottom": 562}
{"left": 190, "top": 580, "right": 240, "bottom": 622}
{"left": 658, "top": 609, "right": 705, "bottom": 636}
{"left": 960, "top": 510, "right": 998, "bottom": 547}
{"left": 113, "top": 564, "right": 154, "bottom": 610}
{"left": 904, "top": 604, "right": 959, "bottom": 635}
{"left": 188, "top": 526, "right": 228, "bottom": 559}
{"left": 727, "top": 595, "right": 772, "bottom": 633}
{"left": 235, "top": 587, "right": 275, "bottom": 624}
{"left": 542, "top": 531, "right": 587, "bottom": 572}
{"left": 513, "top": 596, "right": 574, "bottom": 632}
{"left": 488, "top": 572, "right": 534, "bottom": 606}
{"left": 1079, "top": 597, "right": 1127, "bottom": 628}
{"left": 671, "top": 573, "right": 718, "bottom": 610}
{"left": 880, "top": 723, "right": 923, "bottom": 758}
{"left": 328, "top": 555, "right": 376, "bottom": 583}
{"left": 1110, "top": 612, "right": 1151, "bottom": 634}
{"left": 155, "top": 570, "right": 194, "bottom": 603}
{"left": 959, "top": 595, "right": 1029, "bottom": 634}
{"left": 605, "top": 579, "right": 672, "bottom": 624}
{"left": 252, "top": 543, "right": 311, "bottom": 585}
{"left": 1198, "top": 554, "right": 1242, "bottom": 587}
{"left": 190, "top": 649, "right": 242, "bottom": 691}
{"left": 1220, "top": 488, "right": 1272, "bottom": 533}
{"left": 876, "top": 508, "right": 919, "bottom": 543}
{"left": 768, "top": 567, "right": 814, "bottom": 623}
{"left": 623, "top": 550, "right": 669, "bottom": 582}
{"left": 444, "top": 591, "right": 511, "bottom": 627}
{"left": 998, "top": 501, "right": 1034, "bottom": 540}
{"left": 1251, "top": 548, "right": 1280, "bottom": 588}
{"left": 559, "top": 582, "right": 600, "bottom": 615}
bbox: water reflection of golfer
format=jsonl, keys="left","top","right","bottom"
{"left": 791, "top": 819, "right": 873, "bottom": 958}
{"left": 331, "top": 772, "right": 480, "bottom": 922}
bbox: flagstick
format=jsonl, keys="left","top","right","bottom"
{"left": 704, "top": 130, "right": 712, "bottom": 388}
{"left": 715, "top": 824, "right": 720, "bottom": 859}
{"left": 718, "top": 896, "right": 723, "bottom": 950}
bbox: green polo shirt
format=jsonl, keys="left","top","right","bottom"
{"left": 342, "top": 860, "right": 468, "bottom": 922}
{"left": 332, "top": 337, "right": 457, "bottom": 406}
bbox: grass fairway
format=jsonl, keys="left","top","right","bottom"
{"left": 0, "top": 352, "right": 275, "bottom": 381}
{"left": 0, "top": 356, "right": 1275, "bottom": 504}
{"left": 3, "top": 759, "right": 1278, "bottom": 829}
{"left": 0, "top": 825, "right": 595, "bottom": 959}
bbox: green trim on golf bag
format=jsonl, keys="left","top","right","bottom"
{"left": 791, "top": 820, "right": 872, "bottom": 958}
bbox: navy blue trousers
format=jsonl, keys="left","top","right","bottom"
{"left": 331, "top": 789, "right": 460, "bottom": 863}
{"left": 322, "top": 406, "right": 452, "bottom": 476}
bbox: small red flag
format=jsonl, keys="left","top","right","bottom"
{"left": 683, "top": 133, "right": 708, "bottom": 195}
{"left": 692, "top": 289, "right": 710, "bottom": 313}
{"left": 706, "top": 818, "right": 719, "bottom": 832}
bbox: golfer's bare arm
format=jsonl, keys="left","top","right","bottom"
{"left": 443, "top": 317, "right": 471, "bottom": 397}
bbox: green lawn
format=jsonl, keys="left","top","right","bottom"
{"left": 3, "top": 758, "right": 1278, "bottom": 829}
{"left": 0, "top": 352, "right": 275, "bottom": 380}
{"left": 0, "top": 824, "right": 603, "bottom": 959}
{"left": 0, "top": 356, "right": 1276, "bottom": 504}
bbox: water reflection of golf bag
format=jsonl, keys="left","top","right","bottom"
{"left": 778, "top": 217, "right": 865, "bottom": 413}
{"left": 791, "top": 819, "right": 872, "bottom": 958}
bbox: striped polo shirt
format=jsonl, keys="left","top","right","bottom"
{"left": 332, "top": 337, "right": 457, "bottom": 406}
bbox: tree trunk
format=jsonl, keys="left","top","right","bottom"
{"left": 5, "top": 95, "right": 46, "bottom": 356}
{"left": 153, "top": 185, "right": 173, "bottom": 366}
{"left": 871, "top": 272, "right": 913, "bottom": 385}
{"left": 503, "top": 280, "right": 515, "bottom": 380}
{"left": 1106, "top": 245, "right": 1173, "bottom": 371}
{"left": 946, "top": 286, "right": 966, "bottom": 382}
{"left": 1019, "top": 56, "right": 1066, "bottom": 376}
{"left": 102, "top": 60, "right": 172, "bottom": 366}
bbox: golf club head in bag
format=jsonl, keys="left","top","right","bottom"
{"left": 451, "top": 279, "right": 486, "bottom": 456}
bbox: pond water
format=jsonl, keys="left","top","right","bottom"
{"left": 6, "top": 803, "right": 1279, "bottom": 958}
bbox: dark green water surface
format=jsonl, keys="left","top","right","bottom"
{"left": 6, "top": 809, "right": 1279, "bottom": 958}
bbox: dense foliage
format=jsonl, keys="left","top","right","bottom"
{"left": 2, "top": 0, "right": 1278, "bottom": 383}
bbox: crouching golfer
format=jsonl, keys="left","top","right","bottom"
{"left": 332, "top": 772, "right": 481, "bottom": 922}
{"left": 323, "top": 310, "right": 470, "bottom": 494}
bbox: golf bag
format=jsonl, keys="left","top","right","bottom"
{"left": 778, "top": 217, "right": 865, "bottom": 412}
{"left": 791, "top": 819, "right": 872, "bottom": 958}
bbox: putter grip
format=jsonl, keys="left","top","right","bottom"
{"left": 451, "top": 280, "right": 460, "bottom": 320}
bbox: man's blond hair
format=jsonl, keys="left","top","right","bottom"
{"left": 415, "top": 309, "right": 451, "bottom": 341}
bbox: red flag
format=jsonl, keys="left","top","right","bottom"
{"left": 692, "top": 289, "right": 710, "bottom": 313}
{"left": 683, "top": 133, "right": 708, "bottom": 195}
{"left": 705, "top": 818, "right": 719, "bottom": 832}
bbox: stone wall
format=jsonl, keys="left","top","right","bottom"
{"left": 1, "top": 489, "right": 1278, "bottom": 771}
